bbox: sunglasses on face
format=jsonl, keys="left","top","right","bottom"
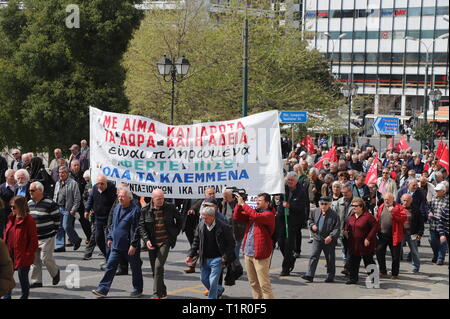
{"left": 382, "top": 172, "right": 389, "bottom": 174}
{"left": 10, "top": 206, "right": 17, "bottom": 210}
{"left": 351, "top": 204, "right": 362, "bottom": 207}
{"left": 29, "top": 189, "right": 36, "bottom": 193}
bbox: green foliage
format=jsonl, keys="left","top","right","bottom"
{"left": 0, "top": 0, "right": 143, "bottom": 152}
{"left": 413, "top": 122, "right": 434, "bottom": 145}
{"left": 123, "top": 0, "right": 343, "bottom": 125}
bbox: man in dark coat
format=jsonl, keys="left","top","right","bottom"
{"left": 0, "top": 155, "right": 7, "bottom": 185}
{"left": 181, "top": 187, "right": 221, "bottom": 273}
{"left": 0, "top": 169, "right": 16, "bottom": 235}
{"left": 400, "top": 193, "right": 424, "bottom": 273}
{"left": 396, "top": 178, "right": 427, "bottom": 221}
{"left": 139, "top": 189, "right": 183, "bottom": 299}
{"left": 278, "top": 171, "right": 309, "bottom": 276}
{"left": 186, "top": 205, "right": 235, "bottom": 299}
{"left": 302, "top": 196, "right": 340, "bottom": 283}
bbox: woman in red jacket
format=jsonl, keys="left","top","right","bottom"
{"left": 3, "top": 196, "right": 38, "bottom": 299}
{"left": 344, "top": 197, "right": 378, "bottom": 285}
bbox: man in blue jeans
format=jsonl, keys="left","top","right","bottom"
{"left": 53, "top": 166, "right": 82, "bottom": 252}
{"left": 92, "top": 188, "right": 143, "bottom": 297}
{"left": 428, "top": 183, "right": 449, "bottom": 265}
{"left": 186, "top": 205, "right": 235, "bottom": 299}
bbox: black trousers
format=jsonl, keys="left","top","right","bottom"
{"left": 348, "top": 254, "right": 375, "bottom": 282}
{"left": 376, "top": 233, "right": 401, "bottom": 276}
{"left": 294, "top": 228, "right": 302, "bottom": 254}
{"left": 278, "top": 216, "right": 303, "bottom": 273}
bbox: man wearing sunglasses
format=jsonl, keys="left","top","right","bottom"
{"left": 302, "top": 196, "right": 340, "bottom": 283}
{"left": 377, "top": 168, "right": 397, "bottom": 196}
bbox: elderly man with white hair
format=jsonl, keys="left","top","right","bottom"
{"left": 14, "top": 168, "right": 31, "bottom": 200}
{"left": 28, "top": 181, "right": 61, "bottom": 288}
{"left": 186, "top": 205, "right": 235, "bottom": 299}
{"left": 9, "top": 149, "right": 22, "bottom": 171}
{"left": 139, "top": 189, "right": 183, "bottom": 299}
{"left": 92, "top": 187, "right": 143, "bottom": 298}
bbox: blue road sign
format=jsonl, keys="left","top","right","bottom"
{"left": 279, "top": 111, "right": 308, "bottom": 123}
{"left": 372, "top": 116, "right": 399, "bottom": 135}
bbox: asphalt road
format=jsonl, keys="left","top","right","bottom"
{"left": 7, "top": 222, "right": 448, "bottom": 300}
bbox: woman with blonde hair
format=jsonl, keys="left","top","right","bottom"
{"left": 3, "top": 196, "right": 38, "bottom": 299}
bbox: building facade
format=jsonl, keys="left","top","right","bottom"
{"left": 302, "top": 0, "right": 449, "bottom": 119}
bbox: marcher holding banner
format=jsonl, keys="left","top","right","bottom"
{"left": 89, "top": 107, "right": 284, "bottom": 199}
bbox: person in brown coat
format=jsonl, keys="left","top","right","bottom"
{"left": 344, "top": 197, "right": 378, "bottom": 284}
{"left": 0, "top": 239, "right": 15, "bottom": 297}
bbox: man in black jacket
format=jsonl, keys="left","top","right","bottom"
{"left": 70, "top": 160, "right": 91, "bottom": 242}
{"left": 181, "top": 187, "right": 220, "bottom": 273}
{"left": 396, "top": 178, "right": 427, "bottom": 221}
{"left": 0, "top": 169, "right": 16, "bottom": 235}
{"left": 0, "top": 155, "right": 7, "bottom": 185}
{"left": 186, "top": 205, "right": 235, "bottom": 299}
{"left": 83, "top": 174, "right": 117, "bottom": 262}
{"left": 277, "top": 171, "right": 309, "bottom": 276}
{"left": 139, "top": 189, "right": 183, "bottom": 299}
{"left": 400, "top": 193, "right": 424, "bottom": 273}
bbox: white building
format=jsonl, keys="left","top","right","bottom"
{"left": 301, "top": 0, "right": 449, "bottom": 120}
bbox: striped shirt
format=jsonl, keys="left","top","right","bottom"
{"left": 428, "top": 195, "right": 449, "bottom": 232}
{"left": 154, "top": 208, "right": 168, "bottom": 247}
{"left": 28, "top": 198, "right": 60, "bottom": 240}
{"left": 437, "top": 208, "right": 449, "bottom": 238}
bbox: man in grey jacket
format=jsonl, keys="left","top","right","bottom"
{"left": 331, "top": 184, "right": 353, "bottom": 275}
{"left": 54, "top": 166, "right": 82, "bottom": 252}
{"left": 302, "top": 196, "right": 340, "bottom": 283}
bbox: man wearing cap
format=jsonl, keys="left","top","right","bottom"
{"left": 68, "top": 144, "right": 89, "bottom": 174}
{"left": 428, "top": 183, "right": 449, "bottom": 265}
{"left": 302, "top": 196, "right": 340, "bottom": 283}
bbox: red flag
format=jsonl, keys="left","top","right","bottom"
{"left": 387, "top": 138, "right": 393, "bottom": 151}
{"left": 424, "top": 162, "right": 430, "bottom": 172}
{"left": 301, "top": 135, "right": 315, "bottom": 154}
{"left": 438, "top": 144, "right": 449, "bottom": 174}
{"left": 396, "top": 135, "right": 409, "bottom": 152}
{"left": 365, "top": 153, "right": 379, "bottom": 184}
{"left": 314, "top": 146, "right": 338, "bottom": 169}
{"left": 436, "top": 140, "right": 445, "bottom": 160}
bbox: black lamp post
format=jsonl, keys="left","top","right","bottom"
{"left": 157, "top": 55, "right": 190, "bottom": 125}
{"left": 428, "top": 88, "right": 442, "bottom": 150}
{"left": 341, "top": 83, "right": 358, "bottom": 148}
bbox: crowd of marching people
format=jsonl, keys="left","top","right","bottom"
{"left": 0, "top": 135, "right": 449, "bottom": 299}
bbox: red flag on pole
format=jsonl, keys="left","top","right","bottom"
{"left": 387, "top": 138, "right": 394, "bottom": 151}
{"left": 395, "top": 135, "right": 409, "bottom": 152}
{"left": 314, "top": 146, "right": 337, "bottom": 169}
{"left": 365, "top": 153, "right": 379, "bottom": 185}
{"left": 301, "top": 135, "right": 315, "bottom": 154}
{"left": 436, "top": 140, "right": 445, "bottom": 160}
{"left": 438, "top": 144, "right": 449, "bottom": 174}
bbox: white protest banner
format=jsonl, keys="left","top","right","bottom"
{"left": 90, "top": 107, "right": 284, "bottom": 198}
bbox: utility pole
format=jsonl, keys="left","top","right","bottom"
{"left": 242, "top": 3, "right": 249, "bottom": 117}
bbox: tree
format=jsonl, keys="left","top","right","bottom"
{"left": 123, "top": 0, "right": 343, "bottom": 125}
{"left": 414, "top": 122, "right": 434, "bottom": 148}
{"left": 0, "top": 0, "right": 143, "bottom": 153}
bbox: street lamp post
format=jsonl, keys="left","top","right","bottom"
{"left": 324, "top": 33, "right": 346, "bottom": 78}
{"left": 405, "top": 34, "right": 449, "bottom": 125}
{"left": 428, "top": 88, "right": 442, "bottom": 150}
{"left": 157, "top": 55, "right": 190, "bottom": 125}
{"left": 341, "top": 82, "right": 358, "bottom": 148}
